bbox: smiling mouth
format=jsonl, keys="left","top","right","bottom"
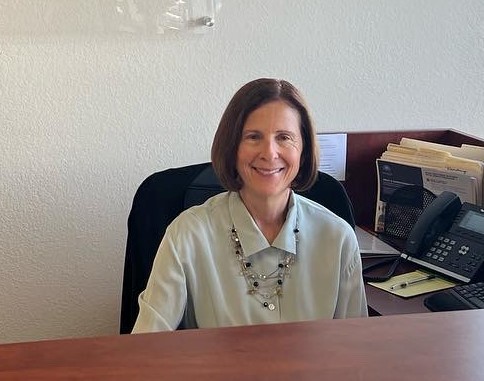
{"left": 254, "top": 167, "right": 284, "bottom": 175}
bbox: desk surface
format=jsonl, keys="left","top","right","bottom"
{"left": 358, "top": 229, "right": 435, "bottom": 316}
{"left": 1, "top": 310, "right": 483, "bottom": 381}
{"left": 364, "top": 258, "right": 434, "bottom": 315}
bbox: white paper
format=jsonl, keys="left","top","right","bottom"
{"left": 317, "top": 133, "right": 347, "bottom": 181}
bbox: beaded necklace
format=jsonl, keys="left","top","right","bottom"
{"left": 230, "top": 224, "right": 299, "bottom": 311}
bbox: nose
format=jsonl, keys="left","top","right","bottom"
{"left": 260, "top": 137, "right": 279, "bottom": 160}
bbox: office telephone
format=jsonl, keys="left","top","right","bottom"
{"left": 401, "top": 191, "right": 484, "bottom": 283}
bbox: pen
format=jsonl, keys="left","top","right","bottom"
{"left": 390, "top": 274, "right": 437, "bottom": 290}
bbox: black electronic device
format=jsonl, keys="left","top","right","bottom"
{"left": 401, "top": 191, "right": 484, "bottom": 283}
{"left": 424, "top": 282, "right": 484, "bottom": 311}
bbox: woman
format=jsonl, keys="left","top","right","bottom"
{"left": 132, "top": 78, "right": 367, "bottom": 333}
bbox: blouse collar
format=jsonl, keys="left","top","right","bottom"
{"left": 228, "top": 191, "right": 298, "bottom": 257}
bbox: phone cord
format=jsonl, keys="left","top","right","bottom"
{"left": 362, "top": 257, "right": 402, "bottom": 283}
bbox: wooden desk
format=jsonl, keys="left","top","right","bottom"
{"left": 365, "top": 283, "right": 432, "bottom": 315}
{"left": 1, "top": 310, "right": 483, "bottom": 380}
{"left": 363, "top": 257, "right": 434, "bottom": 315}
{"left": 342, "top": 129, "right": 484, "bottom": 314}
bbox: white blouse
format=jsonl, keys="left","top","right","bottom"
{"left": 132, "top": 191, "right": 368, "bottom": 333}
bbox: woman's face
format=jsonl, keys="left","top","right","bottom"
{"left": 236, "top": 100, "right": 303, "bottom": 202}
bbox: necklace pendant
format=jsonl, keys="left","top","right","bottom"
{"left": 231, "top": 222, "right": 298, "bottom": 313}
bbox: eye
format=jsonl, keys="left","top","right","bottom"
{"left": 277, "top": 133, "right": 293, "bottom": 141}
{"left": 244, "top": 132, "right": 261, "bottom": 140}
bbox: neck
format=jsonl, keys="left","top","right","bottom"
{"left": 238, "top": 189, "right": 291, "bottom": 244}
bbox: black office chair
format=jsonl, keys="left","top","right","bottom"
{"left": 120, "top": 162, "right": 356, "bottom": 334}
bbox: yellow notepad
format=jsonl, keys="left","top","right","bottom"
{"left": 368, "top": 270, "right": 457, "bottom": 298}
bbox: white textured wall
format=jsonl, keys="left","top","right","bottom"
{"left": 0, "top": 1, "right": 483, "bottom": 344}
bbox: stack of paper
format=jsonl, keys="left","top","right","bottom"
{"left": 374, "top": 138, "right": 484, "bottom": 232}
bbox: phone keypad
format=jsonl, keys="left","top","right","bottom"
{"left": 424, "top": 234, "right": 484, "bottom": 277}
{"left": 426, "top": 236, "right": 453, "bottom": 262}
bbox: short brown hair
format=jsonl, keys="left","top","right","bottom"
{"left": 211, "top": 78, "right": 319, "bottom": 192}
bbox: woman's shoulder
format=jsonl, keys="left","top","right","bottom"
{"left": 170, "top": 191, "right": 230, "bottom": 228}
{"left": 295, "top": 193, "right": 353, "bottom": 232}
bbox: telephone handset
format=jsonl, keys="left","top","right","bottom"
{"left": 405, "top": 192, "right": 462, "bottom": 255}
{"left": 402, "top": 191, "right": 484, "bottom": 283}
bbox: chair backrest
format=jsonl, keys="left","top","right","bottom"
{"left": 120, "top": 162, "right": 355, "bottom": 333}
